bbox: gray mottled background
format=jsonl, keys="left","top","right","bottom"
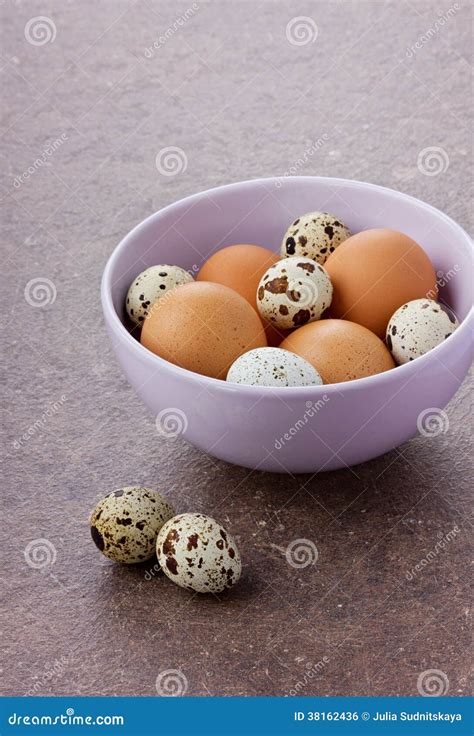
{"left": 1, "top": 0, "right": 472, "bottom": 698}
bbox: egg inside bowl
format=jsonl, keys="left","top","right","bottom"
{"left": 101, "top": 177, "right": 473, "bottom": 473}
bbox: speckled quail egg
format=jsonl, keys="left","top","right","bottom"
{"left": 257, "top": 257, "right": 333, "bottom": 330}
{"left": 226, "top": 347, "right": 323, "bottom": 387}
{"left": 156, "top": 513, "right": 242, "bottom": 594}
{"left": 126, "top": 265, "right": 193, "bottom": 326}
{"left": 386, "top": 298, "right": 459, "bottom": 365}
{"left": 281, "top": 211, "right": 351, "bottom": 265}
{"left": 90, "top": 487, "right": 175, "bottom": 564}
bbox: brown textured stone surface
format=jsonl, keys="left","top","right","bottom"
{"left": 1, "top": 0, "right": 472, "bottom": 698}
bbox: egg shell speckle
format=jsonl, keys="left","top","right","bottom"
{"left": 257, "top": 257, "right": 333, "bottom": 330}
{"left": 90, "top": 487, "right": 175, "bottom": 564}
{"left": 226, "top": 347, "right": 323, "bottom": 387}
{"left": 156, "top": 513, "right": 242, "bottom": 594}
{"left": 126, "top": 265, "right": 193, "bottom": 325}
{"left": 281, "top": 211, "right": 351, "bottom": 265}
{"left": 386, "top": 298, "right": 459, "bottom": 365}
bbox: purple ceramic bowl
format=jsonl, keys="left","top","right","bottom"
{"left": 101, "top": 177, "right": 473, "bottom": 473}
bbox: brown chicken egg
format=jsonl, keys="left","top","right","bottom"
{"left": 280, "top": 319, "right": 395, "bottom": 384}
{"left": 324, "top": 229, "right": 437, "bottom": 338}
{"left": 140, "top": 281, "right": 267, "bottom": 379}
{"left": 197, "top": 244, "right": 279, "bottom": 307}
{"left": 197, "top": 243, "right": 285, "bottom": 346}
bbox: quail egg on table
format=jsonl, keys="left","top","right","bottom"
{"left": 281, "top": 212, "right": 351, "bottom": 265}
{"left": 226, "top": 347, "right": 323, "bottom": 387}
{"left": 257, "top": 257, "right": 333, "bottom": 330}
{"left": 156, "top": 513, "right": 242, "bottom": 594}
{"left": 90, "top": 487, "right": 175, "bottom": 563}
{"left": 386, "top": 298, "right": 459, "bottom": 365}
{"left": 126, "top": 265, "right": 193, "bottom": 326}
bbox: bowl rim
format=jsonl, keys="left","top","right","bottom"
{"left": 101, "top": 175, "right": 473, "bottom": 397}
